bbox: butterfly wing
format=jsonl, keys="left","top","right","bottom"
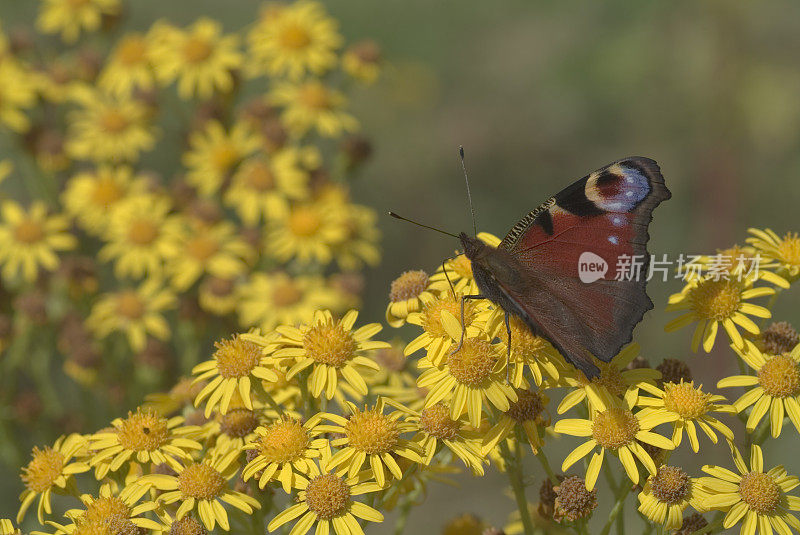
{"left": 497, "top": 157, "right": 670, "bottom": 375}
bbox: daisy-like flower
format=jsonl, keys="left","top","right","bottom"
{"left": 637, "top": 465, "right": 707, "bottom": 530}
{"left": 242, "top": 415, "right": 328, "bottom": 492}
{"left": 342, "top": 40, "right": 382, "bottom": 84}
{"left": 332, "top": 203, "right": 381, "bottom": 271}
{"left": 268, "top": 310, "right": 387, "bottom": 400}
{"left": 61, "top": 166, "right": 147, "bottom": 236}
{"left": 143, "top": 376, "right": 205, "bottom": 416}
{"left": 719, "top": 340, "right": 800, "bottom": 437}
{"left": 97, "top": 33, "right": 155, "bottom": 97}
{"left": 50, "top": 482, "right": 162, "bottom": 534}
{"left": 637, "top": 380, "right": 735, "bottom": 452}
{"left": 192, "top": 334, "right": 279, "bottom": 417}
{"left": 386, "top": 269, "right": 449, "bottom": 328}
{"left": 223, "top": 151, "right": 309, "bottom": 225}
{"left": 699, "top": 443, "right": 800, "bottom": 534}
{"left": 86, "top": 278, "right": 176, "bottom": 352}
{"left": 183, "top": 120, "right": 261, "bottom": 197}
{"left": 267, "top": 459, "right": 384, "bottom": 535}
{"left": 37, "top": 0, "right": 120, "bottom": 43}
{"left": 167, "top": 220, "right": 254, "bottom": 291}
{"left": 65, "top": 86, "right": 157, "bottom": 163}
{"left": 555, "top": 343, "right": 657, "bottom": 414}
{"left": 404, "top": 291, "right": 485, "bottom": 367}
{"left": 417, "top": 334, "right": 518, "bottom": 427}
{"left": 430, "top": 232, "right": 502, "bottom": 295}
{"left": 150, "top": 18, "right": 243, "bottom": 99}
{"left": 665, "top": 273, "right": 774, "bottom": 353}
{"left": 692, "top": 244, "right": 790, "bottom": 290}
{"left": 134, "top": 449, "right": 261, "bottom": 531}
{"left": 17, "top": 434, "right": 90, "bottom": 523}
{"left": 271, "top": 80, "right": 358, "bottom": 138}
{"left": 88, "top": 407, "right": 201, "bottom": 479}
{"left": 482, "top": 388, "right": 549, "bottom": 455}
{"left": 318, "top": 398, "right": 422, "bottom": 486}
{"left": 266, "top": 200, "right": 348, "bottom": 265}
{"left": 0, "top": 519, "right": 19, "bottom": 535}
{"left": 0, "top": 58, "right": 37, "bottom": 132}
{"left": 198, "top": 275, "right": 239, "bottom": 316}
{"left": 246, "top": 0, "right": 341, "bottom": 80}
{"left": 554, "top": 394, "right": 675, "bottom": 490}
{"left": 98, "top": 193, "right": 184, "bottom": 279}
{"left": 236, "top": 272, "right": 337, "bottom": 332}
{"left": 747, "top": 228, "right": 800, "bottom": 281}
{"left": 405, "top": 402, "right": 485, "bottom": 475}
{"left": 0, "top": 200, "right": 76, "bottom": 284}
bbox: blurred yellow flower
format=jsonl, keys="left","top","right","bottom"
{"left": 342, "top": 40, "right": 382, "bottom": 84}
{"left": 247, "top": 0, "right": 341, "bottom": 80}
{"left": 98, "top": 33, "right": 155, "bottom": 96}
{"left": 37, "top": 0, "right": 120, "bottom": 43}
{"left": 266, "top": 200, "right": 348, "bottom": 265}
{"left": 719, "top": 339, "right": 800, "bottom": 438}
{"left": 88, "top": 408, "right": 201, "bottom": 479}
{"left": 87, "top": 278, "right": 176, "bottom": 352}
{"left": 150, "top": 18, "right": 243, "bottom": 99}
{"left": 0, "top": 200, "right": 76, "bottom": 283}
{"left": 271, "top": 80, "right": 358, "bottom": 137}
{"left": 747, "top": 228, "right": 800, "bottom": 280}
{"left": 267, "top": 459, "right": 384, "bottom": 535}
{"left": 698, "top": 443, "right": 800, "bottom": 534}
{"left": 198, "top": 275, "right": 240, "bottom": 316}
{"left": 0, "top": 58, "right": 37, "bottom": 132}
{"left": 66, "top": 86, "right": 157, "bottom": 163}
{"left": 17, "top": 434, "right": 89, "bottom": 524}
{"left": 183, "top": 120, "right": 261, "bottom": 197}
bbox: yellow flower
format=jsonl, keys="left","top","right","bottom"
{"left": 342, "top": 40, "right": 381, "bottom": 84}
{"left": 242, "top": 415, "right": 328, "bottom": 492}
{"left": 192, "top": 335, "right": 279, "bottom": 417}
{"left": 65, "top": 86, "right": 157, "bottom": 163}
{"left": 0, "top": 200, "right": 76, "bottom": 284}
{"left": 150, "top": 18, "right": 243, "bottom": 99}
{"left": 134, "top": 449, "right": 261, "bottom": 531}
{"left": 86, "top": 278, "right": 176, "bottom": 352}
{"left": 98, "top": 193, "right": 183, "bottom": 279}
{"left": 665, "top": 273, "right": 774, "bottom": 353}
{"left": 719, "top": 339, "right": 800, "bottom": 438}
{"left": 554, "top": 394, "right": 675, "bottom": 490}
{"left": 482, "top": 388, "right": 549, "bottom": 456}
{"left": 51, "top": 482, "right": 163, "bottom": 534}
{"left": 37, "top": 0, "right": 120, "bottom": 43}
{"left": 637, "top": 380, "right": 735, "bottom": 452}
{"left": 405, "top": 401, "right": 486, "bottom": 475}
{"left": 88, "top": 407, "right": 201, "bottom": 479}
{"left": 269, "top": 310, "right": 387, "bottom": 400}
{"left": 637, "top": 465, "right": 707, "bottom": 530}
{"left": 167, "top": 220, "right": 254, "bottom": 291}
{"left": 747, "top": 228, "right": 800, "bottom": 281}
{"left": 430, "top": 232, "right": 502, "bottom": 295}
{"left": 266, "top": 200, "right": 348, "bottom": 265}
{"left": 97, "top": 33, "right": 155, "bottom": 97}
{"left": 61, "top": 166, "right": 147, "bottom": 236}
{"left": 271, "top": 80, "right": 358, "bottom": 138}
{"left": 247, "top": 0, "right": 341, "bottom": 80}
{"left": 555, "top": 343, "right": 656, "bottom": 414}
{"left": 223, "top": 151, "right": 309, "bottom": 225}
{"left": 699, "top": 443, "right": 800, "bottom": 534}
{"left": 198, "top": 275, "right": 239, "bottom": 316}
{"left": 183, "top": 120, "right": 261, "bottom": 197}
{"left": 0, "top": 58, "right": 37, "bottom": 132}
{"left": 386, "top": 269, "right": 449, "bottom": 328}
{"left": 267, "top": 459, "right": 384, "bottom": 535}
{"left": 236, "top": 272, "right": 337, "bottom": 332}
{"left": 143, "top": 376, "right": 205, "bottom": 416}
{"left": 0, "top": 519, "right": 20, "bottom": 535}
{"left": 332, "top": 203, "right": 381, "bottom": 271}
{"left": 318, "top": 398, "right": 422, "bottom": 487}
{"left": 17, "top": 434, "right": 90, "bottom": 524}
{"left": 417, "top": 335, "right": 518, "bottom": 427}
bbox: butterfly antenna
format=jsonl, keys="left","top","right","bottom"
{"left": 459, "top": 146, "right": 478, "bottom": 237}
{"left": 388, "top": 212, "right": 459, "bottom": 239}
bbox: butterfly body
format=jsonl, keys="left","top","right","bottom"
{"left": 460, "top": 156, "right": 671, "bottom": 379}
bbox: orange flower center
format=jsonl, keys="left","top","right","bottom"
{"left": 243, "top": 160, "right": 275, "bottom": 191}
{"left": 214, "top": 336, "right": 262, "bottom": 378}
{"left": 21, "top": 447, "right": 64, "bottom": 492}
{"left": 299, "top": 84, "right": 331, "bottom": 110}
{"left": 389, "top": 270, "right": 429, "bottom": 302}
{"left": 288, "top": 206, "right": 321, "bottom": 237}
{"left": 256, "top": 418, "right": 309, "bottom": 463}
{"left": 739, "top": 472, "right": 782, "bottom": 515}
{"left": 116, "top": 409, "right": 169, "bottom": 451}
{"left": 689, "top": 279, "right": 741, "bottom": 321}
{"left": 100, "top": 110, "right": 130, "bottom": 134}
{"left": 419, "top": 403, "right": 460, "bottom": 440}
{"left": 183, "top": 36, "right": 213, "bottom": 63}
{"left": 116, "top": 291, "right": 145, "bottom": 320}
{"left": 14, "top": 219, "right": 44, "bottom": 244}
{"left": 117, "top": 36, "right": 148, "bottom": 66}
{"left": 345, "top": 408, "right": 399, "bottom": 454}
{"left": 279, "top": 23, "right": 311, "bottom": 49}
{"left": 211, "top": 144, "right": 239, "bottom": 173}
{"left": 650, "top": 465, "right": 691, "bottom": 505}
{"left": 758, "top": 354, "right": 800, "bottom": 398}
{"left": 186, "top": 235, "right": 219, "bottom": 262}
{"left": 446, "top": 338, "right": 497, "bottom": 387}
{"left": 305, "top": 474, "right": 350, "bottom": 520}
{"left": 302, "top": 320, "right": 356, "bottom": 368}
{"left": 91, "top": 178, "right": 123, "bottom": 207}
{"left": 591, "top": 408, "right": 639, "bottom": 449}
{"left": 178, "top": 463, "right": 226, "bottom": 500}
{"left": 127, "top": 219, "right": 158, "bottom": 245}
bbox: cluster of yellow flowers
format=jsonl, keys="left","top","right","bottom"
{"left": 0, "top": 0, "right": 381, "bottom": 452}
{"left": 8, "top": 225, "right": 800, "bottom": 535}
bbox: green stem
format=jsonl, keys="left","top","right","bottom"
{"left": 499, "top": 440, "right": 535, "bottom": 535}
{"left": 599, "top": 482, "right": 631, "bottom": 535}
{"left": 393, "top": 495, "right": 414, "bottom": 535}
{"left": 534, "top": 448, "right": 559, "bottom": 486}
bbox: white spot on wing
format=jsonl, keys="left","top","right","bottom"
{"left": 608, "top": 235, "right": 619, "bottom": 245}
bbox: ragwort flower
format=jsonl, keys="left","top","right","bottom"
{"left": 637, "top": 465, "right": 706, "bottom": 530}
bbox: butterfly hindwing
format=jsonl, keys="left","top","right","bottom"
{"left": 497, "top": 157, "right": 670, "bottom": 370}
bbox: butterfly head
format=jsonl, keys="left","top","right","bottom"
{"left": 459, "top": 232, "right": 489, "bottom": 262}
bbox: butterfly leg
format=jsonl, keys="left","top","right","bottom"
{"left": 505, "top": 311, "right": 511, "bottom": 384}
{"left": 451, "top": 294, "right": 483, "bottom": 355}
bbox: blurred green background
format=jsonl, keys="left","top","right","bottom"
{"left": 3, "top": 0, "right": 800, "bottom": 532}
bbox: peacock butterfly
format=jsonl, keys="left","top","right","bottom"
{"left": 457, "top": 156, "right": 670, "bottom": 379}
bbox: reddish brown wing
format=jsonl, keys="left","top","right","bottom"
{"left": 498, "top": 157, "right": 670, "bottom": 374}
